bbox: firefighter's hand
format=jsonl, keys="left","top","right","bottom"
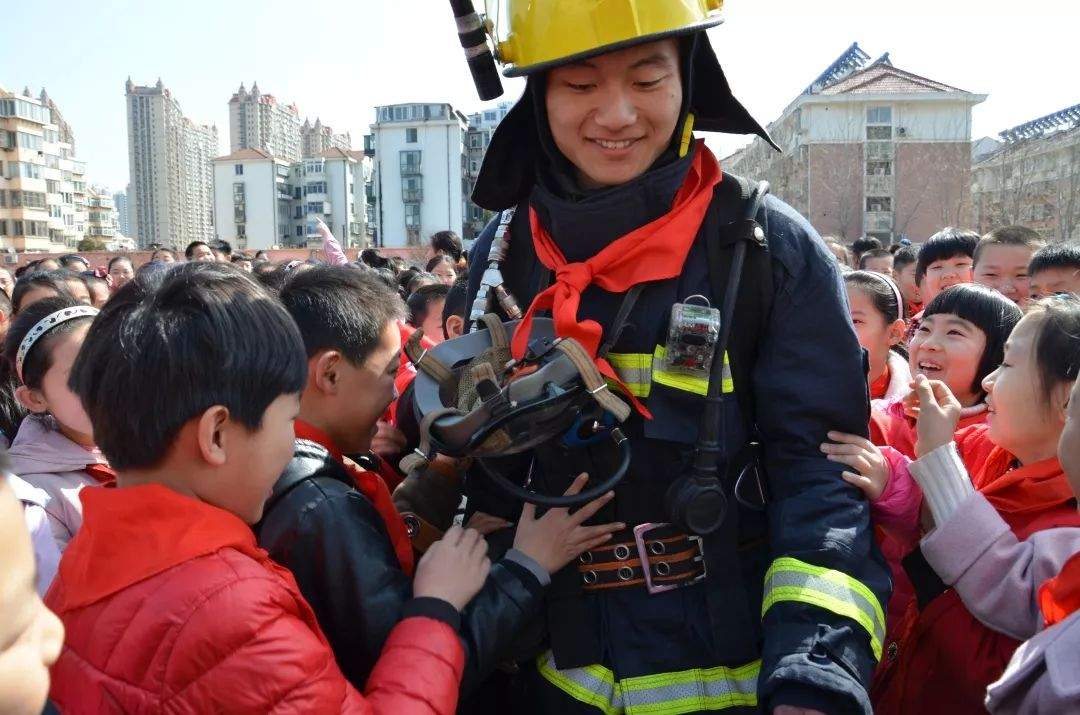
{"left": 773, "top": 708, "right": 825, "bottom": 715}
{"left": 822, "top": 432, "right": 889, "bottom": 502}
{"left": 413, "top": 525, "right": 490, "bottom": 611}
{"left": 912, "top": 375, "right": 962, "bottom": 458}
{"left": 371, "top": 420, "right": 407, "bottom": 459}
{"left": 512, "top": 473, "right": 625, "bottom": 575}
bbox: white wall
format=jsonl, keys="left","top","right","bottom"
{"left": 213, "top": 158, "right": 281, "bottom": 251}
{"left": 373, "top": 116, "right": 465, "bottom": 248}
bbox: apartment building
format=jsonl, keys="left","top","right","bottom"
{"left": 126, "top": 78, "right": 218, "bottom": 249}
{"left": 229, "top": 82, "right": 303, "bottom": 162}
{"left": 301, "top": 118, "right": 350, "bottom": 157}
{"left": 0, "top": 86, "right": 88, "bottom": 252}
{"left": 726, "top": 44, "right": 986, "bottom": 243}
{"left": 462, "top": 102, "right": 511, "bottom": 241}
{"left": 85, "top": 186, "right": 118, "bottom": 243}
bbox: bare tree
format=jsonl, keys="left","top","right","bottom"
{"left": 1055, "top": 141, "right": 1080, "bottom": 241}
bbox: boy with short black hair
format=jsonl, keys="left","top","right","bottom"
{"left": 262, "top": 265, "right": 621, "bottom": 694}
{"left": 973, "top": 225, "right": 1044, "bottom": 305}
{"left": 915, "top": 227, "right": 980, "bottom": 305}
{"left": 184, "top": 240, "right": 215, "bottom": 262}
{"left": 892, "top": 244, "right": 922, "bottom": 316}
{"left": 442, "top": 278, "right": 469, "bottom": 340}
{"left": 1029, "top": 242, "right": 1080, "bottom": 300}
{"left": 858, "top": 247, "right": 894, "bottom": 274}
{"left": 49, "top": 262, "right": 484, "bottom": 713}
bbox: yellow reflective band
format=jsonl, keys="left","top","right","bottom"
{"left": 607, "top": 352, "right": 652, "bottom": 398}
{"left": 762, "top": 557, "right": 886, "bottom": 661}
{"left": 537, "top": 651, "right": 760, "bottom": 714}
{"left": 652, "top": 346, "right": 733, "bottom": 396}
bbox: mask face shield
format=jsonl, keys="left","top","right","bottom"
{"left": 406, "top": 317, "right": 632, "bottom": 507}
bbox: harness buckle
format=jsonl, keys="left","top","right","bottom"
{"left": 633, "top": 523, "right": 707, "bottom": 595}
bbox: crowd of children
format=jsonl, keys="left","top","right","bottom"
{"left": 2, "top": 219, "right": 1080, "bottom": 714}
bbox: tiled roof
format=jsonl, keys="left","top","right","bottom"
{"left": 821, "top": 64, "right": 967, "bottom": 95}
{"left": 317, "top": 147, "right": 352, "bottom": 159}
{"left": 213, "top": 147, "right": 274, "bottom": 161}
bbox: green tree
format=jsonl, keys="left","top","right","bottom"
{"left": 77, "top": 237, "right": 106, "bottom": 251}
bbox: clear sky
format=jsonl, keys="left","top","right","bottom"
{"left": 2, "top": 0, "right": 1076, "bottom": 193}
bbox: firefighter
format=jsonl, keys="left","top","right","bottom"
{"left": 462, "top": 2, "right": 891, "bottom": 713}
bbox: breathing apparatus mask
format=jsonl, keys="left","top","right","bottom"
{"left": 401, "top": 315, "right": 633, "bottom": 509}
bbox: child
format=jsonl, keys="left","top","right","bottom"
{"left": 0, "top": 472, "right": 65, "bottom": 715}
{"left": 262, "top": 265, "right": 623, "bottom": 693}
{"left": 442, "top": 278, "right": 469, "bottom": 341}
{"left": 105, "top": 256, "right": 134, "bottom": 291}
{"left": 859, "top": 248, "right": 894, "bottom": 274}
{"left": 427, "top": 254, "right": 458, "bottom": 286}
{"left": 81, "top": 275, "right": 109, "bottom": 309}
{"left": 892, "top": 245, "right": 921, "bottom": 316}
{"left": 870, "top": 283, "right": 1022, "bottom": 458}
{"left": 48, "top": 262, "right": 488, "bottom": 713}
{"left": 1028, "top": 241, "right": 1080, "bottom": 300}
{"left": 407, "top": 282, "right": 450, "bottom": 345}
{"left": 2, "top": 297, "right": 108, "bottom": 564}
{"left": 910, "top": 297, "right": 1080, "bottom": 712}
{"left": 826, "top": 296, "right": 1080, "bottom": 713}
{"left": 844, "top": 271, "right": 909, "bottom": 401}
{"left": 972, "top": 225, "right": 1044, "bottom": 306}
{"left": 10, "top": 271, "right": 76, "bottom": 314}
{"left": 914, "top": 228, "right": 979, "bottom": 306}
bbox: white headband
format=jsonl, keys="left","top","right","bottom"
{"left": 856, "top": 270, "right": 905, "bottom": 321}
{"left": 16, "top": 306, "right": 99, "bottom": 383}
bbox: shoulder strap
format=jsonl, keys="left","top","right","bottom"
{"left": 704, "top": 171, "right": 774, "bottom": 434}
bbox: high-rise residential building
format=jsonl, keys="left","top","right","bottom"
{"left": 369, "top": 103, "right": 469, "bottom": 247}
{"left": 228, "top": 82, "right": 303, "bottom": 162}
{"left": 0, "top": 85, "right": 88, "bottom": 252}
{"left": 113, "top": 188, "right": 131, "bottom": 236}
{"left": 302, "top": 118, "right": 351, "bottom": 157}
{"left": 212, "top": 147, "right": 371, "bottom": 251}
{"left": 85, "top": 186, "right": 118, "bottom": 242}
{"left": 126, "top": 78, "right": 218, "bottom": 249}
{"left": 971, "top": 103, "right": 1080, "bottom": 242}
{"left": 725, "top": 44, "right": 986, "bottom": 243}
{"left": 463, "top": 102, "right": 512, "bottom": 241}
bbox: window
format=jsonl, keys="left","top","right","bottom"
{"left": 866, "top": 125, "right": 892, "bottom": 141}
{"left": 866, "top": 197, "right": 892, "bottom": 212}
{"left": 236, "top": 224, "right": 246, "bottom": 237}
{"left": 7, "top": 162, "right": 42, "bottom": 179}
{"left": 234, "top": 205, "right": 246, "bottom": 223}
{"left": 400, "top": 150, "right": 421, "bottom": 175}
{"left": 404, "top": 202, "right": 421, "bottom": 228}
{"left": 306, "top": 202, "right": 326, "bottom": 214}
{"left": 17, "top": 132, "right": 43, "bottom": 150}
{"left": 12, "top": 220, "right": 23, "bottom": 236}
{"left": 233, "top": 183, "right": 245, "bottom": 200}
{"left": 866, "top": 107, "right": 892, "bottom": 124}
{"left": 401, "top": 176, "right": 422, "bottom": 202}
{"left": 46, "top": 179, "right": 59, "bottom": 193}
{"left": 296, "top": 225, "right": 303, "bottom": 237}
{"left": 0, "top": 190, "right": 4, "bottom": 208}
{"left": 866, "top": 161, "right": 892, "bottom": 176}
{"left": 304, "top": 181, "right": 327, "bottom": 195}
{"left": 294, "top": 206, "right": 303, "bottom": 219}
{"left": 235, "top": 164, "right": 244, "bottom": 175}
{"left": 0, "top": 131, "right": 13, "bottom": 149}
{"left": 405, "top": 127, "right": 418, "bottom": 143}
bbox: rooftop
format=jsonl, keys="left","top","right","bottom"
{"left": 213, "top": 147, "right": 275, "bottom": 162}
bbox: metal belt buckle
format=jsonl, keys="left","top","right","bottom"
{"left": 633, "top": 522, "right": 707, "bottom": 595}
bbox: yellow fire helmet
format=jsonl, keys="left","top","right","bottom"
{"left": 491, "top": 0, "right": 725, "bottom": 77}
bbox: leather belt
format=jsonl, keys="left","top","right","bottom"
{"left": 577, "top": 522, "right": 706, "bottom": 595}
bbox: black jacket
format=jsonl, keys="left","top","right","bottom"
{"left": 255, "top": 439, "right": 548, "bottom": 695}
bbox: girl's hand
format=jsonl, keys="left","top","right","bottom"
{"left": 822, "top": 431, "right": 890, "bottom": 501}
{"left": 912, "top": 375, "right": 962, "bottom": 458}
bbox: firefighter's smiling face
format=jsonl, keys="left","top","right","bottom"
{"left": 545, "top": 39, "right": 683, "bottom": 189}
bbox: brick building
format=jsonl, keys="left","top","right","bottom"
{"left": 726, "top": 44, "right": 986, "bottom": 244}
{"left": 971, "top": 103, "right": 1080, "bottom": 242}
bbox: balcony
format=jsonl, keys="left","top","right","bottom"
{"left": 400, "top": 163, "right": 422, "bottom": 176}
{"left": 306, "top": 201, "right": 332, "bottom": 215}
{"left": 864, "top": 211, "right": 893, "bottom": 233}
{"left": 402, "top": 189, "right": 422, "bottom": 202}
{"left": 865, "top": 174, "right": 894, "bottom": 196}
{"left": 865, "top": 142, "right": 893, "bottom": 161}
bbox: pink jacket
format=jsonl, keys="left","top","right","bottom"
{"left": 871, "top": 445, "right": 922, "bottom": 550}
{"left": 6, "top": 416, "right": 108, "bottom": 555}
{"left": 921, "top": 492, "right": 1080, "bottom": 713}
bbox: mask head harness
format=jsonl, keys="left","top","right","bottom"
{"left": 402, "top": 315, "right": 632, "bottom": 508}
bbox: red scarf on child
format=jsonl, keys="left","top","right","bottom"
{"left": 82, "top": 463, "right": 117, "bottom": 487}
{"left": 1039, "top": 552, "right": 1080, "bottom": 627}
{"left": 869, "top": 366, "right": 891, "bottom": 400}
{"left": 294, "top": 420, "right": 415, "bottom": 575}
{"left": 970, "top": 449, "right": 1075, "bottom": 528}
{"left": 510, "top": 141, "right": 723, "bottom": 418}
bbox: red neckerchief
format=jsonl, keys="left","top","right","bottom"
{"left": 48, "top": 484, "right": 289, "bottom": 613}
{"left": 869, "top": 365, "right": 891, "bottom": 400}
{"left": 971, "top": 449, "right": 1074, "bottom": 529}
{"left": 294, "top": 420, "right": 415, "bottom": 575}
{"left": 82, "top": 463, "right": 117, "bottom": 488}
{"left": 1039, "top": 551, "right": 1080, "bottom": 627}
{"left": 510, "top": 141, "right": 723, "bottom": 418}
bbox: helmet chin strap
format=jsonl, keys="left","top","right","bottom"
{"left": 678, "top": 113, "right": 696, "bottom": 158}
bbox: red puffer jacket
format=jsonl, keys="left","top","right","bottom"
{"left": 46, "top": 484, "right": 463, "bottom": 714}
